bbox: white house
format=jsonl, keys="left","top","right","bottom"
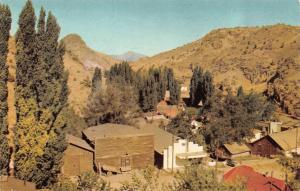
{"left": 163, "top": 139, "right": 207, "bottom": 170}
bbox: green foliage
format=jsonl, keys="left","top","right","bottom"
{"left": 190, "top": 66, "right": 214, "bottom": 106}
{"left": 85, "top": 84, "right": 140, "bottom": 125}
{"left": 0, "top": 3, "right": 11, "bottom": 175}
{"left": 91, "top": 67, "right": 102, "bottom": 92}
{"left": 170, "top": 165, "right": 246, "bottom": 191}
{"left": 120, "top": 166, "right": 166, "bottom": 191}
{"left": 14, "top": 1, "right": 69, "bottom": 188}
{"left": 106, "top": 63, "right": 181, "bottom": 112}
{"left": 52, "top": 176, "right": 77, "bottom": 191}
{"left": 64, "top": 107, "right": 88, "bottom": 137}
{"left": 77, "top": 171, "right": 111, "bottom": 191}
{"left": 201, "top": 89, "right": 275, "bottom": 151}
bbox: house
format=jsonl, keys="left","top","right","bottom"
{"left": 164, "top": 90, "right": 170, "bottom": 102}
{"left": 223, "top": 165, "right": 292, "bottom": 191}
{"left": 61, "top": 134, "right": 94, "bottom": 176}
{"left": 135, "top": 121, "right": 207, "bottom": 170}
{"left": 0, "top": 176, "right": 36, "bottom": 191}
{"left": 249, "top": 127, "right": 300, "bottom": 157}
{"left": 217, "top": 143, "right": 250, "bottom": 159}
{"left": 82, "top": 124, "right": 154, "bottom": 174}
{"left": 191, "top": 120, "right": 203, "bottom": 134}
{"left": 156, "top": 100, "right": 179, "bottom": 118}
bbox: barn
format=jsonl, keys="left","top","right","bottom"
{"left": 61, "top": 134, "right": 94, "bottom": 176}
{"left": 83, "top": 124, "right": 154, "bottom": 174}
{"left": 249, "top": 128, "right": 300, "bottom": 157}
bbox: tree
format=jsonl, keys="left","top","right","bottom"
{"left": 237, "top": 86, "right": 244, "bottom": 97}
{"left": 14, "top": 2, "right": 68, "bottom": 188}
{"left": 85, "top": 84, "right": 140, "bottom": 125}
{"left": 169, "top": 165, "right": 246, "bottom": 191}
{"left": 91, "top": 67, "right": 102, "bottom": 92}
{"left": 190, "top": 66, "right": 203, "bottom": 106}
{"left": 77, "top": 171, "right": 111, "bottom": 191}
{"left": 201, "top": 71, "right": 214, "bottom": 103}
{"left": 0, "top": 4, "right": 11, "bottom": 176}
{"left": 201, "top": 90, "right": 275, "bottom": 151}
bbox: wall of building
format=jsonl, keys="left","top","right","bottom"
{"left": 249, "top": 137, "right": 281, "bottom": 157}
{"left": 95, "top": 135, "right": 154, "bottom": 171}
{"left": 62, "top": 144, "right": 94, "bottom": 176}
{"left": 163, "top": 139, "right": 206, "bottom": 170}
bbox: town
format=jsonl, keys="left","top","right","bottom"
{"left": 0, "top": 0, "right": 299, "bottom": 191}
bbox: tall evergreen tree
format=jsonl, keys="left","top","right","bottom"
{"left": 33, "top": 12, "right": 68, "bottom": 188}
{"left": 14, "top": 2, "right": 68, "bottom": 188}
{"left": 0, "top": 4, "right": 11, "bottom": 175}
{"left": 91, "top": 67, "right": 102, "bottom": 92}
{"left": 201, "top": 71, "right": 214, "bottom": 103}
{"left": 190, "top": 66, "right": 203, "bottom": 106}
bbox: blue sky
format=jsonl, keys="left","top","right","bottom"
{"left": 1, "top": 0, "right": 300, "bottom": 56}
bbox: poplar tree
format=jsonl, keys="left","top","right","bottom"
{"left": 190, "top": 66, "right": 203, "bottom": 106}
{"left": 0, "top": 4, "right": 11, "bottom": 175}
{"left": 91, "top": 67, "right": 102, "bottom": 92}
{"left": 14, "top": 2, "right": 68, "bottom": 188}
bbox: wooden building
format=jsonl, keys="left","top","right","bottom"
{"left": 83, "top": 124, "right": 154, "bottom": 173}
{"left": 61, "top": 134, "right": 94, "bottom": 176}
{"left": 218, "top": 143, "right": 250, "bottom": 159}
{"left": 249, "top": 128, "right": 300, "bottom": 157}
{"left": 0, "top": 176, "right": 36, "bottom": 191}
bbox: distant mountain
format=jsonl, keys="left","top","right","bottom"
{"left": 112, "top": 51, "right": 147, "bottom": 62}
{"left": 132, "top": 24, "right": 300, "bottom": 117}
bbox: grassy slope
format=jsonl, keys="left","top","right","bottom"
{"left": 131, "top": 24, "right": 300, "bottom": 117}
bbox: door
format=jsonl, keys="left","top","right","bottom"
{"left": 121, "top": 155, "right": 131, "bottom": 172}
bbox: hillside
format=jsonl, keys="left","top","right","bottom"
{"left": 62, "top": 34, "right": 119, "bottom": 114}
{"left": 111, "top": 51, "right": 147, "bottom": 62}
{"left": 132, "top": 24, "right": 300, "bottom": 117}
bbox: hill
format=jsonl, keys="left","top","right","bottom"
{"left": 62, "top": 34, "right": 119, "bottom": 114}
{"left": 111, "top": 51, "right": 147, "bottom": 62}
{"left": 132, "top": 24, "right": 300, "bottom": 117}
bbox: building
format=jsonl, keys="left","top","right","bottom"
{"left": 0, "top": 176, "right": 36, "bottom": 191}
{"left": 61, "top": 134, "right": 94, "bottom": 176}
{"left": 223, "top": 165, "right": 292, "bottom": 191}
{"left": 248, "top": 129, "right": 263, "bottom": 143}
{"left": 83, "top": 124, "right": 154, "bottom": 174}
{"left": 217, "top": 143, "right": 250, "bottom": 159}
{"left": 156, "top": 100, "right": 179, "bottom": 118}
{"left": 162, "top": 139, "right": 207, "bottom": 170}
{"left": 249, "top": 127, "right": 300, "bottom": 157}
{"left": 134, "top": 120, "right": 207, "bottom": 170}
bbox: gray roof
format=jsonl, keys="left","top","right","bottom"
{"left": 66, "top": 134, "right": 94, "bottom": 152}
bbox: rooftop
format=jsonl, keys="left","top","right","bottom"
{"left": 269, "top": 127, "right": 300, "bottom": 151}
{"left": 83, "top": 123, "right": 153, "bottom": 142}
{"left": 223, "top": 143, "right": 250, "bottom": 154}
{"left": 224, "top": 165, "right": 290, "bottom": 191}
{"left": 66, "top": 134, "right": 94, "bottom": 152}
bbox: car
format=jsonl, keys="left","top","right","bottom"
{"left": 227, "top": 159, "right": 236, "bottom": 167}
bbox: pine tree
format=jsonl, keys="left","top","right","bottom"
{"left": 0, "top": 4, "right": 11, "bottom": 175}
{"left": 91, "top": 67, "right": 102, "bottom": 92}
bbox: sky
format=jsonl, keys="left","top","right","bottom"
{"left": 1, "top": 0, "right": 300, "bottom": 56}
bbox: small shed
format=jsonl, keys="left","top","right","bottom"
{"left": 83, "top": 124, "right": 154, "bottom": 173}
{"left": 218, "top": 143, "right": 250, "bottom": 159}
{"left": 62, "top": 134, "right": 94, "bottom": 176}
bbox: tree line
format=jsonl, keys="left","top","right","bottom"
{"left": 85, "top": 62, "right": 181, "bottom": 126}
{"left": 0, "top": 1, "right": 68, "bottom": 188}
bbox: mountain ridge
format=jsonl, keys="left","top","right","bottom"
{"left": 131, "top": 24, "right": 300, "bottom": 117}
